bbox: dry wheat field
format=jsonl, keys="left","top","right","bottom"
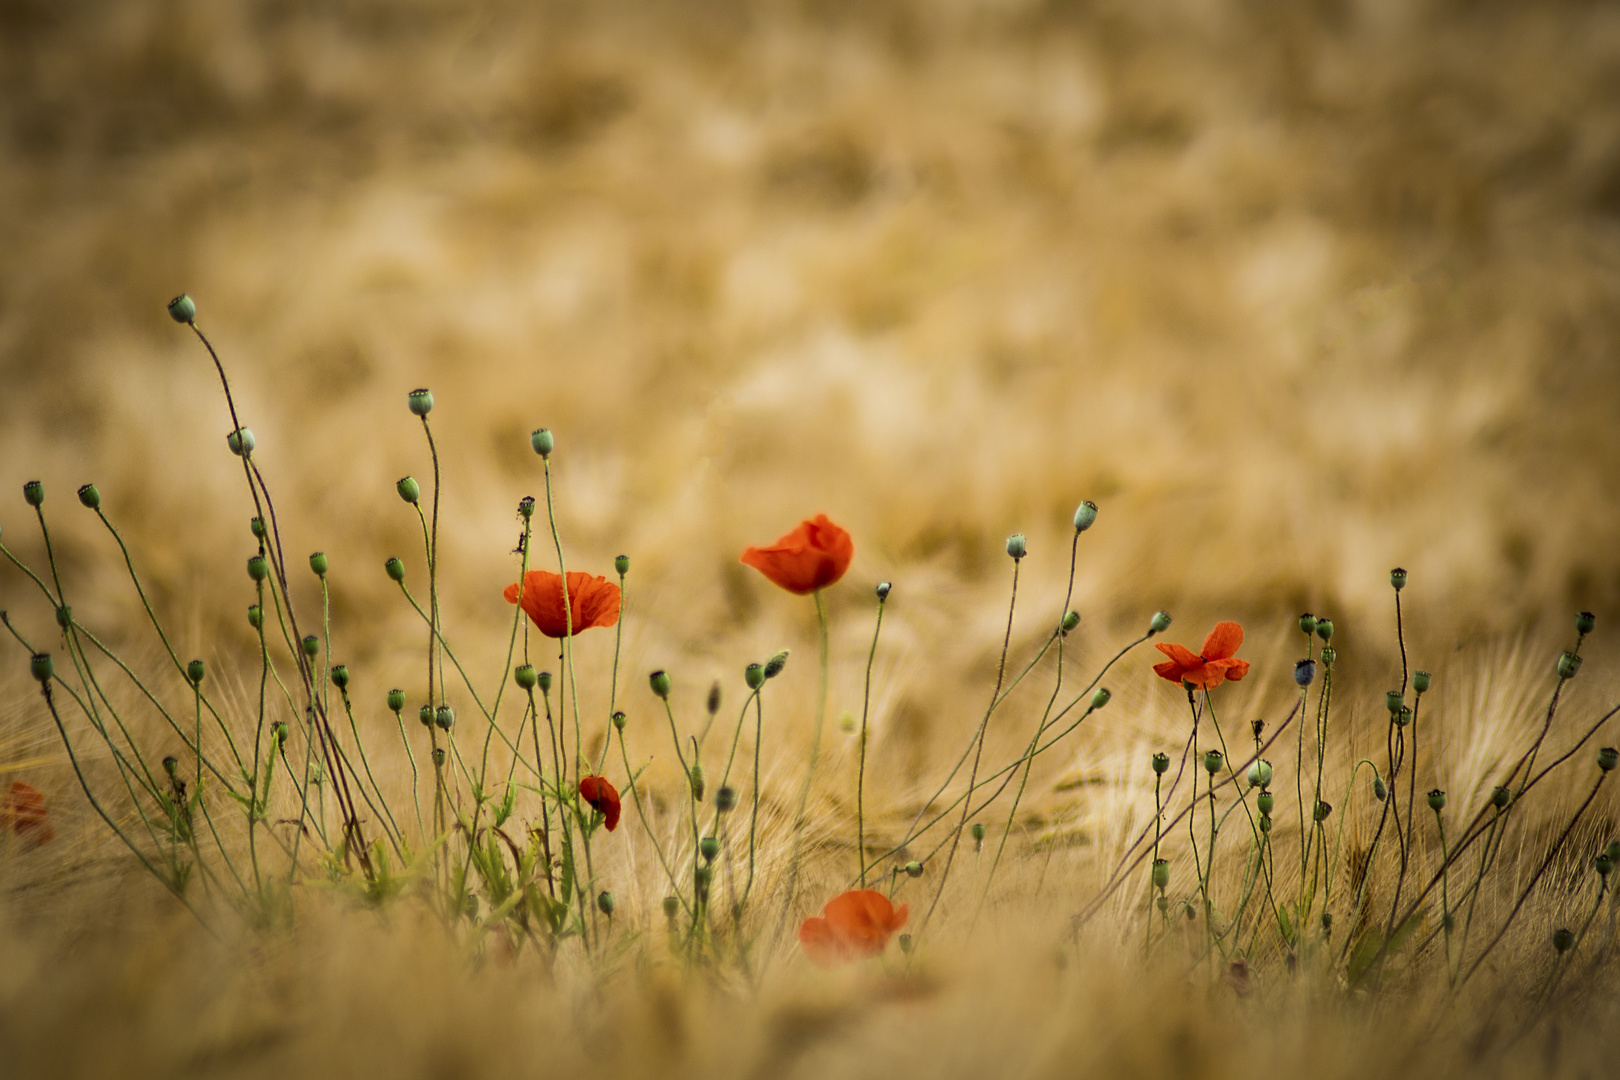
{"left": 5, "top": 2, "right": 1620, "bottom": 1077}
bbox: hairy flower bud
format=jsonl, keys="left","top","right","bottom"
{"left": 707, "top": 680, "right": 722, "bottom": 717}
{"left": 597, "top": 890, "right": 615, "bottom": 916}
{"left": 1373, "top": 776, "right": 1387, "bottom": 801}
{"left": 688, "top": 763, "right": 705, "bottom": 802}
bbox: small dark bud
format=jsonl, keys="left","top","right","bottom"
{"left": 1427, "top": 789, "right": 1447, "bottom": 812}
{"left": 331, "top": 664, "right": 349, "bottom": 690}
{"left": 1151, "top": 752, "right": 1170, "bottom": 775}
{"left": 1256, "top": 791, "right": 1275, "bottom": 816}
{"left": 309, "top": 552, "right": 328, "bottom": 577}
{"left": 163, "top": 755, "right": 179, "bottom": 776}
{"left": 649, "top": 669, "right": 671, "bottom": 699}
{"left": 1413, "top": 670, "right": 1432, "bottom": 695}
{"left": 1390, "top": 567, "right": 1407, "bottom": 592}
{"left": 301, "top": 635, "right": 319, "bottom": 658}
{"left": 1577, "top": 611, "right": 1596, "bottom": 635}
{"left": 407, "top": 388, "right": 434, "bottom": 417}
{"left": 1298, "top": 613, "right": 1317, "bottom": 636}
{"left": 904, "top": 860, "right": 924, "bottom": 878}
{"left": 1553, "top": 928, "right": 1574, "bottom": 954}
{"left": 514, "top": 665, "right": 537, "bottom": 691}
{"left": 1558, "top": 651, "right": 1582, "bottom": 680}
{"left": 227, "top": 428, "right": 255, "bottom": 456}
{"left": 167, "top": 294, "right": 196, "bottom": 323}
{"left": 23, "top": 480, "right": 44, "bottom": 507}
{"left": 1492, "top": 786, "right": 1511, "bottom": 810}
{"left": 1596, "top": 853, "right": 1613, "bottom": 878}
{"left": 1260, "top": 815, "right": 1273, "bottom": 833}
{"left": 707, "top": 680, "right": 722, "bottom": 717}
{"left": 1315, "top": 618, "right": 1334, "bottom": 643}
{"left": 419, "top": 704, "right": 434, "bottom": 728}
{"left": 764, "top": 650, "right": 789, "bottom": 679}
{"left": 612, "top": 711, "right": 626, "bottom": 731}
{"left": 538, "top": 671, "right": 553, "bottom": 694}
{"left": 662, "top": 896, "right": 680, "bottom": 920}
{"left": 387, "top": 688, "right": 406, "bottom": 713}
{"left": 1062, "top": 610, "right": 1080, "bottom": 633}
{"left": 1251, "top": 719, "right": 1265, "bottom": 739}
{"left": 518, "top": 495, "right": 535, "bottom": 520}
{"left": 1150, "top": 610, "right": 1172, "bottom": 635}
{"left": 435, "top": 705, "right": 455, "bottom": 731}
{"left": 597, "top": 890, "right": 615, "bottom": 916}
{"left": 1203, "top": 749, "right": 1224, "bottom": 775}
{"left": 396, "top": 476, "right": 420, "bottom": 504}
{"left": 1294, "top": 659, "right": 1316, "bottom": 687}
{"left": 1387, "top": 691, "right": 1404, "bottom": 716}
{"left": 1152, "top": 858, "right": 1170, "bottom": 889}
{"left": 1598, "top": 747, "right": 1619, "bottom": 773}
{"left": 1073, "top": 500, "right": 1099, "bottom": 532}
{"left": 385, "top": 557, "right": 405, "bottom": 583}
{"left": 29, "top": 652, "right": 53, "bottom": 683}
{"left": 1321, "top": 912, "right": 1334, "bottom": 932}
{"left": 876, "top": 581, "right": 892, "bottom": 601}
{"left": 187, "top": 659, "right": 206, "bottom": 686}
{"left": 716, "top": 785, "right": 737, "bottom": 812}
{"left": 615, "top": 554, "right": 630, "bottom": 576}
{"left": 530, "top": 428, "right": 554, "bottom": 457}
{"left": 699, "top": 836, "right": 720, "bottom": 863}
{"left": 1091, "top": 687, "right": 1111, "bottom": 711}
{"left": 1314, "top": 800, "right": 1333, "bottom": 822}
{"left": 1373, "top": 777, "right": 1387, "bottom": 801}
{"left": 77, "top": 483, "right": 100, "bottom": 510}
{"left": 1006, "top": 534, "right": 1027, "bottom": 560}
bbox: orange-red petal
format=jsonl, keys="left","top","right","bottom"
{"left": 740, "top": 514, "right": 854, "bottom": 595}
{"left": 797, "top": 889, "right": 908, "bottom": 968}
{"left": 798, "top": 916, "right": 844, "bottom": 969}
{"left": 505, "top": 570, "right": 621, "bottom": 639}
{"left": 1, "top": 782, "right": 53, "bottom": 846}
{"left": 1153, "top": 658, "right": 1193, "bottom": 683}
{"left": 1201, "top": 621, "right": 1244, "bottom": 662}
{"left": 1155, "top": 642, "right": 1201, "bottom": 668}
{"left": 577, "top": 775, "right": 621, "bottom": 831}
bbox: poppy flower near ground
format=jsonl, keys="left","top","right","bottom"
{"left": 1, "top": 781, "right": 54, "bottom": 845}
{"left": 1152, "top": 621, "right": 1252, "bottom": 691}
{"left": 740, "top": 514, "right": 854, "bottom": 596}
{"left": 504, "top": 570, "right": 621, "bottom": 639}
{"left": 798, "top": 889, "right": 909, "bottom": 969}
{"left": 578, "top": 775, "right": 621, "bottom": 831}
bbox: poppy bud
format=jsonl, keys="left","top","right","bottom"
{"left": 435, "top": 705, "right": 455, "bottom": 731}
{"left": 898, "top": 933, "right": 914, "bottom": 955}
{"left": 745, "top": 663, "right": 765, "bottom": 690}
{"left": 331, "top": 664, "right": 349, "bottom": 691}
{"left": 1558, "top": 651, "right": 1582, "bottom": 680}
{"left": 1321, "top": 646, "right": 1336, "bottom": 666}
{"left": 1492, "top": 786, "right": 1511, "bottom": 810}
{"left": 248, "top": 555, "right": 268, "bottom": 582}
{"left": 273, "top": 720, "right": 289, "bottom": 744}
{"left": 1314, "top": 800, "right": 1333, "bottom": 822}
{"left": 1150, "top": 610, "right": 1172, "bottom": 635}
{"left": 227, "top": 428, "right": 255, "bottom": 456}
{"left": 396, "top": 477, "right": 420, "bottom": 504}
{"left": 1373, "top": 776, "right": 1387, "bottom": 801}
{"left": 1294, "top": 660, "right": 1316, "bottom": 687}
{"left": 662, "top": 895, "right": 680, "bottom": 920}
{"left": 187, "top": 659, "right": 206, "bottom": 686}
{"left": 1006, "top": 534, "right": 1027, "bottom": 560}
{"left": 716, "top": 785, "right": 737, "bottom": 812}
{"left": 1427, "top": 789, "right": 1447, "bottom": 812}
{"left": 1260, "top": 815, "right": 1273, "bottom": 833}
{"left": 1073, "top": 500, "right": 1099, "bottom": 533}
{"left": 1256, "top": 791, "right": 1275, "bottom": 816}
{"left": 1298, "top": 613, "right": 1317, "bottom": 636}
{"left": 1390, "top": 568, "right": 1407, "bottom": 592}
{"left": 649, "top": 669, "right": 672, "bottom": 699}
{"left": 1091, "top": 687, "right": 1111, "bottom": 711}
{"left": 538, "top": 671, "right": 553, "bottom": 694}
{"left": 408, "top": 388, "right": 434, "bottom": 417}
{"left": 518, "top": 495, "right": 535, "bottom": 520}
{"left": 1156, "top": 896, "right": 1170, "bottom": 914}
{"left": 1247, "top": 759, "right": 1272, "bottom": 788}
{"left": 1061, "top": 610, "right": 1080, "bottom": 634}
{"left": 876, "top": 581, "right": 892, "bottom": 602}
{"left": 1553, "top": 928, "right": 1574, "bottom": 954}
{"left": 1577, "top": 611, "right": 1596, "bottom": 636}
{"left": 387, "top": 688, "right": 405, "bottom": 713}
{"left": 419, "top": 704, "right": 434, "bottom": 728}
{"left": 77, "top": 483, "right": 100, "bottom": 510}
{"left": 694, "top": 865, "right": 712, "bottom": 899}
{"left": 531, "top": 428, "right": 554, "bottom": 458}
{"left": 1386, "top": 691, "right": 1404, "bottom": 716}
{"left": 597, "top": 890, "right": 615, "bottom": 916}
{"left": 764, "top": 650, "right": 790, "bottom": 679}
{"left": 904, "top": 860, "right": 924, "bottom": 878}
{"left": 29, "top": 653, "right": 53, "bottom": 683}
{"left": 1203, "top": 750, "right": 1223, "bottom": 775}
{"left": 1396, "top": 705, "right": 1411, "bottom": 727}
{"left": 247, "top": 605, "right": 263, "bottom": 629}
{"left": 1598, "top": 747, "right": 1619, "bottom": 773}
{"left": 301, "top": 635, "right": 319, "bottom": 658}
{"left": 163, "top": 755, "right": 180, "bottom": 777}
{"left": 612, "top": 711, "right": 626, "bottom": 731}
{"left": 612, "top": 553, "right": 629, "bottom": 576}
{"left": 1152, "top": 858, "right": 1170, "bottom": 889}
{"left": 250, "top": 517, "right": 267, "bottom": 540}
{"left": 55, "top": 605, "right": 71, "bottom": 628}
{"left": 1413, "top": 670, "right": 1432, "bottom": 695}
{"left": 1315, "top": 618, "right": 1334, "bottom": 643}
{"left": 167, "top": 294, "right": 196, "bottom": 323}
{"left": 689, "top": 763, "right": 705, "bottom": 802}
{"left": 707, "top": 680, "right": 722, "bottom": 717}
{"left": 699, "top": 836, "right": 720, "bottom": 863}
{"left": 385, "top": 557, "right": 405, "bottom": 583}
{"left": 514, "top": 665, "right": 537, "bottom": 691}
{"left": 431, "top": 748, "right": 445, "bottom": 766}
{"left": 1151, "top": 752, "right": 1170, "bottom": 775}
{"left": 971, "top": 822, "right": 986, "bottom": 850}
{"left": 1596, "top": 853, "right": 1613, "bottom": 878}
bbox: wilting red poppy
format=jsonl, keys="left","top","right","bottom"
{"left": 1153, "top": 621, "right": 1252, "bottom": 691}
{"left": 504, "top": 570, "right": 621, "bottom": 639}
{"left": 740, "top": 514, "right": 854, "bottom": 595}
{"left": 798, "top": 889, "right": 909, "bottom": 969}
{"left": 1, "top": 781, "right": 54, "bottom": 846}
{"left": 578, "top": 775, "right": 621, "bottom": 831}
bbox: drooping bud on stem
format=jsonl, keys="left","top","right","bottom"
{"left": 1150, "top": 610, "right": 1172, "bottom": 635}
{"left": 385, "top": 557, "right": 405, "bottom": 583}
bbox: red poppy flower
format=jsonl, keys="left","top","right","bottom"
{"left": 740, "top": 514, "right": 854, "bottom": 596}
{"left": 1153, "top": 621, "right": 1252, "bottom": 691}
{"left": 1, "top": 781, "right": 54, "bottom": 846}
{"left": 578, "top": 775, "right": 621, "bottom": 831}
{"left": 797, "top": 889, "right": 909, "bottom": 969}
{"left": 504, "top": 570, "right": 621, "bottom": 639}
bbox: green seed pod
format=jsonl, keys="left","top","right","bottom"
{"left": 699, "top": 836, "right": 720, "bottom": 863}
{"left": 745, "top": 663, "right": 765, "bottom": 690}
{"left": 23, "top": 480, "right": 44, "bottom": 507}
{"left": 435, "top": 705, "right": 455, "bottom": 731}
{"left": 250, "top": 516, "right": 267, "bottom": 540}
{"left": 1558, "top": 651, "right": 1582, "bottom": 680}
{"left": 688, "top": 762, "right": 705, "bottom": 801}
{"left": 247, "top": 605, "right": 264, "bottom": 630}
{"left": 431, "top": 747, "right": 445, "bottom": 766}
{"left": 615, "top": 553, "right": 629, "bottom": 576}
{"left": 1091, "top": 687, "right": 1111, "bottom": 711}
{"left": 707, "top": 680, "right": 722, "bottom": 717}
{"left": 1413, "top": 670, "right": 1432, "bottom": 695}
{"left": 1427, "top": 789, "right": 1447, "bottom": 812}
{"left": 1492, "top": 786, "right": 1511, "bottom": 810}
{"left": 1314, "top": 800, "right": 1333, "bottom": 822}
{"left": 518, "top": 495, "right": 535, "bottom": 520}
{"left": 1315, "top": 618, "right": 1334, "bottom": 643}
{"left": 1396, "top": 705, "right": 1411, "bottom": 727}
{"left": 904, "top": 860, "right": 924, "bottom": 879}
{"left": 1256, "top": 791, "right": 1275, "bottom": 816}
{"left": 1151, "top": 752, "right": 1170, "bottom": 775}
{"left": 1006, "top": 534, "right": 1027, "bottom": 560}
{"left": 247, "top": 555, "right": 268, "bottom": 582}
{"left": 1553, "top": 928, "right": 1574, "bottom": 954}
{"left": 1321, "top": 911, "right": 1334, "bottom": 932}
{"left": 301, "top": 635, "right": 319, "bottom": 658}
{"left": 1298, "top": 612, "right": 1317, "bottom": 636}
{"left": 1389, "top": 567, "right": 1407, "bottom": 592}
{"left": 1320, "top": 646, "right": 1336, "bottom": 666}
{"left": 227, "top": 428, "right": 255, "bottom": 456}
{"left": 1387, "top": 691, "right": 1404, "bottom": 716}
{"left": 612, "top": 710, "right": 626, "bottom": 731}
{"left": 876, "top": 581, "right": 892, "bottom": 601}
{"left": 898, "top": 933, "right": 914, "bottom": 955}
{"left": 187, "top": 659, "right": 206, "bottom": 686}
{"left": 1156, "top": 895, "right": 1170, "bottom": 913}
{"left": 1576, "top": 611, "right": 1596, "bottom": 636}
{"left": 167, "top": 294, "right": 196, "bottom": 323}
{"left": 396, "top": 476, "right": 420, "bottom": 504}
{"left": 694, "top": 865, "right": 712, "bottom": 898}
{"left": 331, "top": 664, "right": 349, "bottom": 690}
{"left": 273, "top": 720, "right": 289, "bottom": 745}
{"left": 1246, "top": 759, "right": 1273, "bottom": 789}
{"left": 1150, "top": 610, "right": 1172, "bottom": 635}
{"left": 715, "top": 785, "right": 737, "bottom": 812}
{"left": 29, "top": 652, "right": 54, "bottom": 683}
{"left": 1598, "top": 747, "right": 1619, "bottom": 773}
{"left": 764, "top": 650, "right": 790, "bottom": 679}
{"left": 662, "top": 896, "right": 680, "bottom": 920}
{"left": 1073, "top": 500, "right": 1099, "bottom": 533}
{"left": 530, "top": 428, "right": 553, "bottom": 457}
{"left": 162, "top": 755, "right": 179, "bottom": 777}
{"left": 1062, "top": 610, "right": 1080, "bottom": 634}
{"left": 54, "top": 605, "right": 71, "bottom": 628}
{"left": 387, "top": 688, "right": 406, "bottom": 713}
{"left": 597, "top": 890, "right": 615, "bottom": 916}
{"left": 408, "top": 388, "right": 434, "bottom": 417}
{"left": 1151, "top": 858, "right": 1170, "bottom": 889}
{"left": 1203, "top": 749, "right": 1224, "bottom": 775}
{"left": 309, "top": 551, "right": 328, "bottom": 577}
{"left": 1373, "top": 776, "right": 1387, "bottom": 801}
{"left": 1260, "top": 815, "right": 1273, "bottom": 833}
{"left": 1294, "top": 659, "right": 1316, "bottom": 687}
{"left": 649, "top": 669, "right": 671, "bottom": 699}
{"left": 385, "top": 557, "right": 405, "bottom": 583}
{"left": 77, "top": 483, "right": 100, "bottom": 510}
{"left": 419, "top": 704, "right": 434, "bottom": 728}
{"left": 1595, "top": 853, "right": 1613, "bottom": 878}
{"left": 514, "top": 664, "right": 537, "bottom": 691}
{"left": 971, "top": 823, "right": 986, "bottom": 848}
{"left": 538, "top": 671, "right": 553, "bottom": 694}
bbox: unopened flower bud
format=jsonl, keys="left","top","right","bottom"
{"left": 1256, "top": 791, "right": 1275, "bottom": 816}
{"left": 1091, "top": 687, "right": 1111, "bottom": 711}
{"left": 699, "top": 836, "right": 720, "bottom": 863}
{"left": 1315, "top": 618, "right": 1334, "bottom": 643}
{"left": 1413, "top": 670, "right": 1432, "bottom": 695}
{"left": 1151, "top": 752, "right": 1170, "bottom": 775}
{"left": 250, "top": 516, "right": 266, "bottom": 540}
{"left": 1427, "top": 789, "right": 1447, "bottom": 812}
{"left": 1598, "top": 747, "right": 1619, "bottom": 773}
{"left": 419, "top": 704, "right": 434, "bottom": 728}
{"left": 1247, "top": 759, "right": 1273, "bottom": 789}
{"left": 247, "top": 555, "right": 268, "bottom": 582}
{"left": 309, "top": 552, "right": 328, "bottom": 577}
{"left": 649, "top": 669, "right": 671, "bottom": 699}
{"left": 30, "top": 652, "right": 53, "bottom": 683}
{"left": 1558, "top": 651, "right": 1582, "bottom": 680}
{"left": 1387, "top": 691, "right": 1404, "bottom": 716}
{"left": 1152, "top": 858, "right": 1170, "bottom": 889}
{"left": 1553, "top": 928, "right": 1574, "bottom": 954}
{"left": 227, "top": 428, "right": 255, "bottom": 456}
{"left": 21, "top": 480, "right": 43, "bottom": 507}
{"left": 1073, "top": 500, "right": 1099, "bottom": 533}
{"left": 1373, "top": 777, "right": 1387, "bottom": 801}
{"left": 1062, "top": 610, "right": 1080, "bottom": 633}
{"left": 163, "top": 755, "right": 179, "bottom": 776}
{"left": 247, "top": 605, "right": 263, "bottom": 629}
{"left": 904, "top": 860, "right": 924, "bottom": 878}
{"left": 1321, "top": 912, "right": 1334, "bottom": 932}
{"left": 77, "top": 483, "right": 100, "bottom": 510}
{"left": 385, "top": 557, "right": 405, "bottom": 583}
{"left": 662, "top": 896, "right": 680, "bottom": 920}
{"left": 1298, "top": 613, "right": 1317, "bottom": 635}
{"left": 517, "top": 495, "right": 535, "bottom": 520}
{"left": 1150, "top": 610, "right": 1172, "bottom": 635}
{"left": 1156, "top": 895, "right": 1170, "bottom": 913}
{"left": 387, "top": 688, "right": 405, "bottom": 713}
{"left": 597, "top": 890, "right": 615, "bottom": 916}
{"left": 613, "top": 553, "right": 629, "bottom": 576}
{"left": 530, "top": 428, "right": 553, "bottom": 457}
{"left": 1320, "top": 646, "right": 1336, "bottom": 666}
{"left": 396, "top": 476, "right": 420, "bottom": 504}
{"left": 689, "top": 763, "right": 705, "bottom": 802}
{"left": 331, "top": 664, "right": 349, "bottom": 690}
{"left": 1203, "top": 750, "right": 1223, "bottom": 775}
{"left": 1492, "top": 786, "right": 1511, "bottom": 810}
{"left": 898, "top": 933, "right": 914, "bottom": 955}
{"left": 707, "top": 680, "right": 722, "bottom": 717}
{"left": 273, "top": 720, "right": 289, "bottom": 744}
{"left": 301, "top": 635, "right": 319, "bottom": 658}
{"left": 612, "top": 711, "right": 626, "bottom": 731}
{"left": 876, "top": 581, "right": 892, "bottom": 601}
{"left": 435, "top": 705, "right": 455, "bottom": 731}
{"left": 716, "top": 785, "right": 737, "bottom": 812}
{"left": 1389, "top": 567, "right": 1407, "bottom": 592}
{"left": 745, "top": 663, "right": 765, "bottom": 690}
{"left": 1396, "top": 706, "right": 1411, "bottom": 727}
{"left": 407, "top": 388, "right": 434, "bottom": 417}
{"left": 1577, "top": 611, "right": 1596, "bottom": 636}
{"left": 1314, "top": 800, "right": 1333, "bottom": 822}
{"left": 187, "top": 659, "right": 206, "bottom": 686}
{"left": 971, "top": 823, "right": 986, "bottom": 849}
{"left": 1294, "top": 660, "right": 1316, "bottom": 687}
{"left": 764, "top": 650, "right": 790, "bottom": 679}
{"left": 514, "top": 665, "right": 537, "bottom": 691}
{"left": 538, "top": 671, "right": 553, "bottom": 694}
{"left": 167, "top": 294, "right": 196, "bottom": 323}
{"left": 1260, "top": 815, "right": 1273, "bottom": 833}
{"left": 1006, "top": 534, "right": 1027, "bottom": 560}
